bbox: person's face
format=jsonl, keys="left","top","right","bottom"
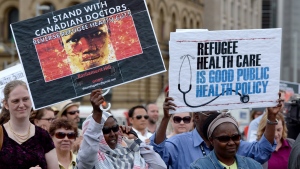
{"left": 34, "top": 110, "right": 55, "bottom": 132}
{"left": 275, "top": 120, "right": 283, "bottom": 144}
{"left": 210, "top": 123, "right": 240, "bottom": 160}
{"left": 103, "top": 117, "right": 119, "bottom": 149}
{"left": 129, "top": 108, "right": 149, "bottom": 131}
{"left": 147, "top": 104, "right": 159, "bottom": 123}
{"left": 52, "top": 128, "right": 76, "bottom": 152}
{"left": 64, "top": 106, "right": 80, "bottom": 123}
{"left": 62, "top": 24, "right": 113, "bottom": 73}
{"left": 253, "top": 111, "right": 263, "bottom": 119}
{"left": 171, "top": 112, "right": 193, "bottom": 134}
{"left": 4, "top": 85, "right": 32, "bottom": 119}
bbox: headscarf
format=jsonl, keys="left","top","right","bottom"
{"left": 207, "top": 112, "right": 239, "bottom": 138}
{"left": 82, "top": 112, "right": 148, "bottom": 169}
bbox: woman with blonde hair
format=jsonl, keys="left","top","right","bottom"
{"left": 0, "top": 80, "right": 59, "bottom": 169}
{"left": 257, "top": 112, "right": 294, "bottom": 169}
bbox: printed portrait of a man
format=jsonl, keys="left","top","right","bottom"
{"left": 61, "top": 21, "right": 117, "bottom": 74}
{"left": 35, "top": 11, "right": 142, "bottom": 82}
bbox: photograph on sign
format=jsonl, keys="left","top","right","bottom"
{"left": 34, "top": 11, "right": 142, "bottom": 82}
{"left": 169, "top": 29, "right": 281, "bottom": 113}
{"left": 11, "top": 0, "right": 165, "bottom": 109}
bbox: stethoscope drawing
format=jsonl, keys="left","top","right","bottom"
{"left": 178, "top": 54, "right": 250, "bottom": 108}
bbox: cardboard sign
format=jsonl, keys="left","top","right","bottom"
{"left": 169, "top": 29, "right": 281, "bottom": 113}
{"left": 0, "top": 64, "right": 27, "bottom": 109}
{"left": 11, "top": 0, "right": 165, "bottom": 109}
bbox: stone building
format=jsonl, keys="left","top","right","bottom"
{"left": 0, "top": 0, "right": 204, "bottom": 108}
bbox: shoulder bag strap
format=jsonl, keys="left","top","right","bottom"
{"left": 0, "top": 125, "right": 3, "bottom": 150}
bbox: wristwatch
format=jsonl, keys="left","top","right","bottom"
{"left": 267, "top": 119, "right": 278, "bottom": 125}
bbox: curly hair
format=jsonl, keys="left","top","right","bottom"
{"left": 256, "top": 112, "right": 288, "bottom": 141}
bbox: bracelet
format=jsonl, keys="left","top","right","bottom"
{"left": 267, "top": 119, "right": 278, "bottom": 125}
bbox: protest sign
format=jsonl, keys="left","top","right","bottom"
{"left": 169, "top": 29, "right": 281, "bottom": 113}
{"left": 0, "top": 64, "right": 27, "bottom": 109}
{"left": 11, "top": 0, "right": 165, "bottom": 109}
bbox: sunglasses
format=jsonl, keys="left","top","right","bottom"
{"left": 102, "top": 125, "right": 119, "bottom": 134}
{"left": 55, "top": 132, "right": 76, "bottom": 139}
{"left": 173, "top": 116, "right": 191, "bottom": 124}
{"left": 213, "top": 134, "right": 241, "bottom": 143}
{"left": 40, "top": 117, "right": 56, "bottom": 123}
{"left": 134, "top": 115, "right": 149, "bottom": 120}
{"left": 66, "top": 110, "right": 80, "bottom": 115}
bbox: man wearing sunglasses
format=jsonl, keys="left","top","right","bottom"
{"left": 128, "top": 105, "right": 153, "bottom": 143}
{"left": 150, "top": 94, "right": 284, "bottom": 169}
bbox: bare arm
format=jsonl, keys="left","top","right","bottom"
{"left": 264, "top": 93, "right": 284, "bottom": 144}
{"left": 91, "top": 89, "right": 104, "bottom": 123}
{"left": 154, "top": 97, "right": 176, "bottom": 144}
{"left": 45, "top": 148, "right": 59, "bottom": 169}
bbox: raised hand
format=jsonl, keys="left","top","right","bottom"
{"left": 267, "top": 92, "right": 284, "bottom": 120}
{"left": 163, "top": 97, "right": 176, "bottom": 119}
{"left": 90, "top": 89, "right": 105, "bottom": 113}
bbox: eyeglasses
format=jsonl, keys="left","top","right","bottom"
{"left": 66, "top": 110, "right": 80, "bottom": 115}
{"left": 102, "top": 125, "right": 119, "bottom": 134}
{"left": 213, "top": 134, "right": 241, "bottom": 143}
{"left": 40, "top": 117, "right": 56, "bottom": 123}
{"left": 55, "top": 132, "right": 76, "bottom": 139}
{"left": 173, "top": 116, "right": 191, "bottom": 124}
{"left": 134, "top": 115, "right": 149, "bottom": 120}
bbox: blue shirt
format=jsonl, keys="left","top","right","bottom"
{"left": 189, "top": 150, "right": 263, "bottom": 169}
{"left": 150, "top": 128, "right": 276, "bottom": 169}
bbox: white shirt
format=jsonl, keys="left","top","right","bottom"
{"left": 132, "top": 127, "right": 153, "bottom": 142}
{"left": 247, "top": 113, "right": 264, "bottom": 142}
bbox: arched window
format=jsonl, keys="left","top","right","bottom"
{"left": 158, "top": 9, "right": 165, "bottom": 41}
{"left": 69, "top": 2, "right": 80, "bottom": 7}
{"left": 183, "top": 16, "right": 187, "bottom": 29}
{"left": 190, "top": 19, "right": 194, "bottom": 29}
{"left": 147, "top": 4, "right": 152, "bottom": 20}
{"left": 171, "top": 13, "right": 176, "bottom": 32}
{"left": 8, "top": 8, "right": 19, "bottom": 42}
{"left": 196, "top": 21, "right": 200, "bottom": 28}
{"left": 40, "top": 3, "right": 55, "bottom": 15}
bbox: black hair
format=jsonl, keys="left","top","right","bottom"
{"left": 202, "top": 113, "right": 220, "bottom": 140}
{"left": 128, "top": 105, "right": 147, "bottom": 118}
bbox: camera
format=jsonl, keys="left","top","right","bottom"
{"left": 284, "top": 98, "right": 300, "bottom": 139}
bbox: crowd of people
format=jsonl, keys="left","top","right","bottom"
{"left": 0, "top": 79, "right": 300, "bottom": 169}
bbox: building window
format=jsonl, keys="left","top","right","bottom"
{"left": 159, "top": 9, "right": 165, "bottom": 41}
{"left": 183, "top": 16, "right": 187, "bottom": 29}
{"left": 147, "top": 4, "right": 152, "bottom": 20}
{"left": 8, "top": 8, "right": 19, "bottom": 42}
{"left": 40, "top": 3, "right": 55, "bottom": 15}
{"left": 196, "top": 21, "right": 200, "bottom": 28}
{"left": 223, "top": 0, "right": 227, "bottom": 18}
{"left": 171, "top": 13, "right": 176, "bottom": 32}
{"left": 69, "top": 2, "right": 80, "bottom": 7}
{"left": 190, "top": 19, "right": 194, "bottom": 28}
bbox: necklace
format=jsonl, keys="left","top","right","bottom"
{"left": 8, "top": 121, "right": 31, "bottom": 144}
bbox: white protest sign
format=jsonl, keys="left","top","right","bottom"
{"left": 169, "top": 29, "right": 281, "bottom": 113}
{"left": 0, "top": 64, "right": 27, "bottom": 109}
